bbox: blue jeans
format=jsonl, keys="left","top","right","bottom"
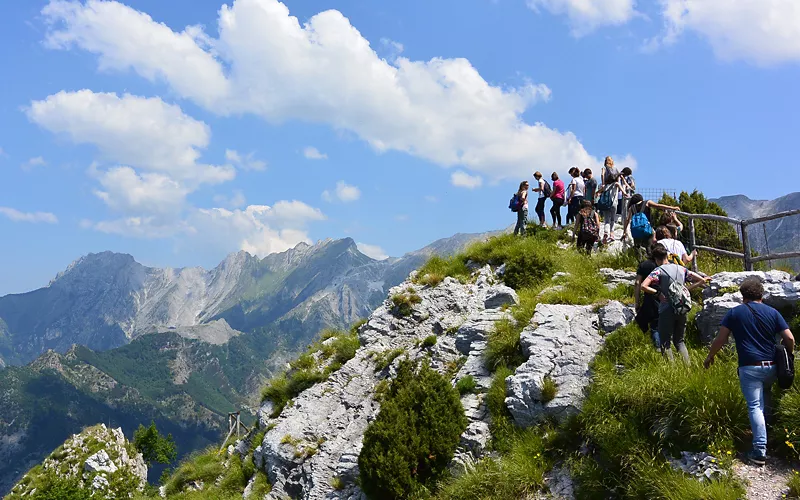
{"left": 514, "top": 208, "right": 528, "bottom": 236}
{"left": 649, "top": 318, "right": 660, "bottom": 349}
{"left": 739, "top": 365, "right": 776, "bottom": 458}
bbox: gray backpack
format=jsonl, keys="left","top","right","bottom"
{"left": 659, "top": 264, "right": 692, "bottom": 315}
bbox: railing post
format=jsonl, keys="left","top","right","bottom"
{"left": 688, "top": 218, "right": 698, "bottom": 273}
{"left": 741, "top": 222, "right": 753, "bottom": 271}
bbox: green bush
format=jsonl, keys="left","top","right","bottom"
{"left": 359, "top": 359, "right": 467, "bottom": 499}
{"left": 133, "top": 421, "right": 177, "bottom": 467}
{"left": 373, "top": 348, "right": 405, "bottom": 372}
{"left": 416, "top": 256, "right": 471, "bottom": 287}
{"left": 163, "top": 447, "right": 226, "bottom": 496}
{"left": 788, "top": 472, "right": 800, "bottom": 499}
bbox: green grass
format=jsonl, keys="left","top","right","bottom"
{"left": 540, "top": 376, "right": 557, "bottom": 403}
{"left": 788, "top": 471, "right": 800, "bottom": 499}
{"left": 373, "top": 348, "right": 405, "bottom": 372}
{"left": 455, "top": 375, "right": 477, "bottom": 395}
{"left": 421, "top": 335, "right": 438, "bottom": 348}
{"left": 261, "top": 326, "right": 362, "bottom": 416}
{"left": 391, "top": 288, "right": 423, "bottom": 317}
{"left": 416, "top": 256, "right": 472, "bottom": 287}
{"left": 162, "top": 447, "right": 226, "bottom": 496}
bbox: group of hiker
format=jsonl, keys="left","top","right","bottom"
{"left": 511, "top": 159, "right": 796, "bottom": 467}
{"left": 510, "top": 156, "right": 682, "bottom": 254}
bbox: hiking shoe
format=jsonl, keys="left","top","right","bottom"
{"left": 745, "top": 451, "right": 766, "bottom": 466}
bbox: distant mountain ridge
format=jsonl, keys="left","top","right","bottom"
{"left": 712, "top": 192, "right": 800, "bottom": 271}
{"left": 0, "top": 232, "right": 495, "bottom": 367}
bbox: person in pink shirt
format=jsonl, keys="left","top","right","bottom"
{"left": 549, "top": 172, "right": 565, "bottom": 228}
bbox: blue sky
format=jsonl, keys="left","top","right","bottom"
{"left": 1, "top": 0, "right": 799, "bottom": 295}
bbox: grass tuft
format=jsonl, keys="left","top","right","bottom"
{"left": 455, "top": 375, "right": 477, "bottom": 395}
{"left": 540, "top": 376, "right": 557, "bottom": 403}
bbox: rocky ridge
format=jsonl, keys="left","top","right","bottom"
{"left": 6, "top": 424, "right": 146, "bottom": 499}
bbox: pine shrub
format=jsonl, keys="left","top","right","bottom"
{"left": 358, "top": 359, "right": 467, "bottom": 499}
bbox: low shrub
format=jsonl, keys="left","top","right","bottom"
{"left": 163, "top": 447, "right": 226, "bottom": 496}
{"left": 421, "top": 335, "right": 438, "bottom": 348}
{"left": 359, "top": 359, "right": 467, "bottom": 499}
{"left": 373, "top": 348, "right": 405, "bottom": 372}
{"left": 455, "top": 375, "right": 477, "bottom": 395}
{"left": 416, "top": 256, "right": 471, "bottom": 287}
{"left": 391, "top": 289, "right": 423, "bottom": 317}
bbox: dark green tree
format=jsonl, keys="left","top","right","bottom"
{"left": 359, "top": 359, "right": 467, "bottom": 499}
{"left": 133, "top": 421, "right": 177, "bottom": 467}
{"left": 656, "top": 190, "right": 742, "bottom": 251}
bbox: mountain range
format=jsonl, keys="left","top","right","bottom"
{"left": 0, "top": 231, "right": 492, "bottom": 494}
{"left": 712, "top": 192, "right": 800, "bottom": 271}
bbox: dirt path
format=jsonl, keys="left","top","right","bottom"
{"left": 733, "top": 459, "right": 794, "bottom": 499}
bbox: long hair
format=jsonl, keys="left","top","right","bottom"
{"left": 518, "top": 181, "right": 529, "bottom": 193}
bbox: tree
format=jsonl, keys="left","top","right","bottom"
{"left": 359, "top": 359, "right": 467, "bottom": 499}
{"left": 133, "top": 421, "right": 177, "bottom": 467}
{"left": 656, "top": 190, "right": 742, "bottom": 251}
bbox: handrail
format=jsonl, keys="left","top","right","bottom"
{"left": 677, "top": 208, "right": 799, "bottom": 272}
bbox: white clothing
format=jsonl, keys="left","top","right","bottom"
{"left": 538, "top": 178, "right": 546, "bottom": 199}
{"left": 659, "top": 238, "right": 688, "bottom": 258}
{"left": 570, "top": 177, "right": 585, "bottom": 198}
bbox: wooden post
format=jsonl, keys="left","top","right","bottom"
{"left": 741, "top": 222, "right": 753, "bottom": 271}
{"left": 688, "top": 218, "right": 698, "bottom": 273}
{"left": 236, "top": 412, "right": 241, "bottom": 439}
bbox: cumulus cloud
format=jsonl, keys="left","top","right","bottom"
{"left": 225, "top": 149, "right": 267, "bottom": 171}
{"left": 190, "top": 202, "right": 325, "bottom": 256}
{"left": 357, "top": 242, "right": 389, "bottom": 260}
{"left": 322, "top": 181, "right": 361, "bottom": 203}
{"left": 303, "top": 146, "right": 328, "bottom": 160}
{"left": 27, "top": 90, "right": 232, "bottom": 185}
{"left": 92, "top": 166, "right": 190, "bottom": 216}
{"left": 653, "top": 0, "right": 800, "bottom": 65}
{"left": 21, "top": 156, "right": 47, "bottom": 171}
{"left": 41, "top": 0, "right": 598, "bottom": 180}
{"left": 450, "top": 170, "right": 483, "bottom": 189}
{"left": 526, "top": 0, "right": 638, "bottom": 35}
{"left": 0, "top": 207, "right": 58, "bottom": 224}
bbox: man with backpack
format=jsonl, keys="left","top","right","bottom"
{"left": 622, "top": 194, "right": 681, "bottom": 250}
{"left": 704, "top": 278, "right": 795, "bottom": 466}
{"left": 635, "top": 243, "right": 661, "bottom": 349}
{"left": 582, "top": 168, "right": 597, "bottom": 207}
{"left": 640, "top": 244, "right": 710, "bottom": 363}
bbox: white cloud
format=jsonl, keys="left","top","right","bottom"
{"left": 357, "top": 242, "right": 389, "bottom": 260}
{"left": 27, "top": 90, "right": 232, "bottom": 185}
{"left": 613, "top": 153, "right": 638, "bottom": 172}
{"left": 89, "top": 216, "right": 192, "bottom": 238}
{"left": 527, "top": 0, "right": 638, "bottom": 35}
{"left": 322, "top": 181, "right": 361, "bottom": 203}
{"left": 0, "top": 207, "right": 58, "bottom": 224}
{"left": 92, "top": 166, "right": 189, "bottom": 216}
{"left": 21, "top": 156, "right": 47, "bottom": 171}
{"left": 303, "top": 146, "right": 328, "bottom": 160}
{"left": 225, "top": 149, "right": 267, "bottom": 171}
{"left": 42, "top": 0, "right": 598, "bottom": 180}
{"left": 450, "top": 170, "right": 483, "bottom": 189}
{"left": 190, "top": 202, "right": 325, "bottom": 256}
{"left": 654, "top": 0, "right": 800, "bottom": 65}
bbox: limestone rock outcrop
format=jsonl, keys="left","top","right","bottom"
{"left": 254, "top": 266, "right": 516, "bottom": 499}
{"left": 696, "top": 271, "right": 800, "bottom": 343}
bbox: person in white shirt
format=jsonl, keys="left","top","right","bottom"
{"left": 566, "top": 167, "right": 585, "bottom": 225}
{"left": 655, "top": 226, "right": 695, "bottom": 266}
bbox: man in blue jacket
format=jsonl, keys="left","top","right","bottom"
{"left": 704, "top": 277, "right": 795, "bottom": 466}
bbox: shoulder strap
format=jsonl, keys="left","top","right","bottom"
{"left": 744, "top": 303, "right": 772, "bottom": 340}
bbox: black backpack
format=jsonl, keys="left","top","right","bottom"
{"left": 542, "top": 181, "right": 552, "bottom": 198}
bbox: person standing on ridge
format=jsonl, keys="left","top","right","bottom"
{"left": 566, "top": 167, "right": 585, "bottom": 226}
{"left": 640, "top": 244, "right": 710, "bottom": 364}
{"left": 582, "top": 168, "right": 597, "bottom": 208}
{"left": 619, "top": 167, "right": 636, "bottom": 232}
{"left": 532, "top": 171, "right": 548, "bottom": 227}
{"left": 550, "top": 172, "right": 565, "bottom": 229}
{"left": 513, "top": 180, "right": 529, "bottom": 236}
{"left": 704, "top": 277, "right": 795, "bottom": 466}
{"left": 597, "top": 157, "right": 622, "bottom": 244}
{"left": 573, "top": 199, "right": 599, "bottom": 254}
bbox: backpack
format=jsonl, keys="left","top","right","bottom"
{"left": 745, "top": 303, "right": 794, "bottom": 389}
{"left": 579, "top": 210, "right": 599, "bottom": 239}
{"left": 659, "top": 264, "right": 692, "bottom": 315}
{"left": 630, "top": 204, "right": 653, "bottom": 240}
{"left": 542, "top": 181, "right": 552, "bottom": 198}
{"left": 509, "top": 193, "right": 521, "bottom": 212}
{"left": 596, "top": 189, "right": 614, "bottom": 211}
{"left": 666, "top": 253, "right": 685, "bottom": 267}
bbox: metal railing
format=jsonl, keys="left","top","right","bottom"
{"left": 676, "top": 209, "right": 800, "bottom": 272}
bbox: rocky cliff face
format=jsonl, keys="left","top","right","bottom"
{"left": 0, "top": 233, "right": 492, "bottom": 367}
